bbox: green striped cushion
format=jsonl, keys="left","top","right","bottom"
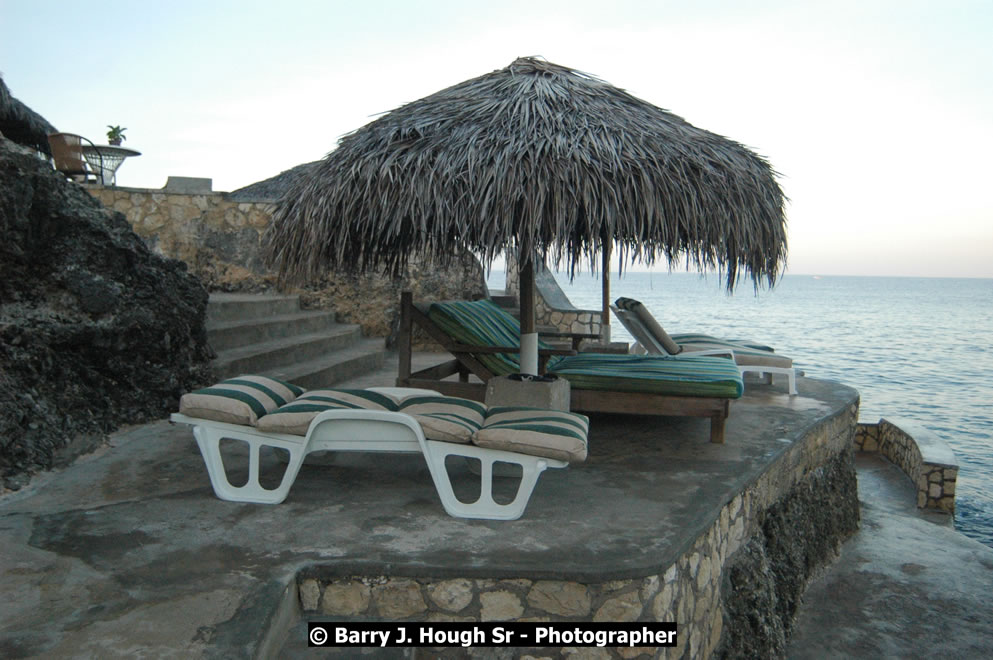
{"left": 473, "top": 407, "right": 589, "bottom": 463}
{"left": 670, "top": 333, "right": 775, "bottom": 353}
{"left": 427, "top": 299, "right": 556, "bottom": 376}
{"left": 257, "top": 389, "right": 397, "bottom": 436}
{"left": 548, "top": 353, "right": 744, "bottom": 398}
{"left": 395, "top": 395, "right": 487, "bottom": 444}
{"left": 677, "top": 340, "right": 792, "bottom": 368}
{"left": 179, "top": 375, "right": 304, "bottom": 426}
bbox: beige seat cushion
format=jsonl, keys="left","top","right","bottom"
{"left": 257, "top": 390, "right": 488, "bottom": 442}
{"left": 395, "top": 395, "right": 487, "bottom": 444}
{"left": 472, "top": 407, "right": 589, "bottom": 463}
{"left": 256, "top": 389, "right": 397, "bottom": 436}
{"left": 178, "top": 376, "right": 304, "bottom": 426}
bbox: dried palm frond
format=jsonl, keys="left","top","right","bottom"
{"left": 0, "top": 76, "right": 57, "bottom": 156}
{"left": 264, "top": 57, "right": 787, "bottom": 291}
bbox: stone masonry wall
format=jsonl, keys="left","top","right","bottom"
{"left": 87, "top": 186, "right": 487, "bottom": 341}
{"left": 504, "top": 255, "right": 604, "bottom": 340}
{"left": 855, "top": 419, "right": 958, "bottom": 514}
{"left": 297, "top": 404, "right": 859, "bottom": 659}
{"left": 88, "top": 186, "right": 275, "bottom": 291}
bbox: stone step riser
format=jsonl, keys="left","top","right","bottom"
{"left": 490, "top": 295, "right": 518, "bottom": 308}
{"left": 206, "top": 296, "right": 302, "bottom": 324}
{"left": 207, "top": 313, "right": 338, "bottom": 353}
{"left": 271, "top": 350, "right": 386, "bottom": 390}
{"left": 213, "top": 329, "right": 362, "bottom": 380}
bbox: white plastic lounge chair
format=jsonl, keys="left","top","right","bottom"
{"left": 611, "top": 298, "right": 798, "bottom": 395}
{"left": 170, "top": 379, "right": 588, "bottom": 521}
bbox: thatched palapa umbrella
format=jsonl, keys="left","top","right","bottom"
{"left": 264, "top": 57, "right": 787, "bottom": 374}
{"left": 0, "top": 76, "right": 57, "bottom": 156}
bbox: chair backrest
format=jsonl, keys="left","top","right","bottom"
{"left": 426, "top": 299, "right": 559, "bottom": 376}
{"left": 47, "top": 132, "right": 98, "bottom": 178}
{"left": 610, "top": 305, "right": 665, "bottom": 354}
{"left": 611, "top": 298, "right": 684, "bottom": 355}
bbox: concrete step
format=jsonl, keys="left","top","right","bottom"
{"left": 207, "top": 310, "right": 338, "bottom": 353}
{"left": 212, "top": 326, "right": 363, "bottom": 380}
{"left": 490, "top": 294, "right": 518, "bottom": 308}
{"left": 262, "top": 338, "right": 388, "bottom": 390}
{"left": 206, "top": 293, "right": 302, "bottom": 324}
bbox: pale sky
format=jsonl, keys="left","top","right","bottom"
{"left": 2, "top": 0, "right": 991, "bottom": 278}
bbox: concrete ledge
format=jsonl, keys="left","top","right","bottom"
{"left": 291, "top": 385, "right": 860, "bottom": 658}
{"left": 0, "top": 372, "right": 860, "bottom": 659}
{"left": 855, "top": 418, "right": 958, "bottom": 513}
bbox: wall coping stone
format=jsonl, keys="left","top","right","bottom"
{"left": 90, "top": 183, "right": 226, "bottom": 197}
{"left": 164, "top": 176, "right": 213, "bottom": 193}
{"left": 856, "top": 418, "right": 958, "bottom": 514}
{"left": 879, "top": 417, "right": 957, "bottom": 468}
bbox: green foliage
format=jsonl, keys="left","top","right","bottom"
{"left": 106, "top": 125, "right": 127, "bottom": 142}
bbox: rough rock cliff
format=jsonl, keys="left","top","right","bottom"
{"left": 0, "top": 140, "right": 213, "bottom": 485}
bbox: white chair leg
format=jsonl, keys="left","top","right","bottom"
{"left": 739, "top": 366, "right": 797, "bottom": 395}
{"left": 420, "top": 441, "right": 556, "bottom": 520}
{"left": 193, "top": 426, "right": 307, "bottom": 504}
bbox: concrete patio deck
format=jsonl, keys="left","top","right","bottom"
{"left": 1, "top": 352, "right": 990, "bottom": 658}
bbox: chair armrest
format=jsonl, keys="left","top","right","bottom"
{"left": 449, "top": 343, "right": 576, "bottom": 357}
{"left": 539, "top": 330, "right": 601, "bottom": 340}
{"left": 675, "top": 348, "right": 736, "bottom": 359}
{"left": 538, "top": 330, "right": 601, "bottom": 350}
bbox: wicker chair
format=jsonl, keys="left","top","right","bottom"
{"left": 47, "top": 133, "right": 103, "bottom": 183}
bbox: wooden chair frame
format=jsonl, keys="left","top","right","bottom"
{"left": 396, "top": 292, "right": 731, "bottom": 443}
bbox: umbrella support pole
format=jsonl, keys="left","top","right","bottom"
{"left": 519, "top": 257, "right": 539, "bottom": 376}
{"left": 520, "top": 333, "right": 539, "bottom": 376}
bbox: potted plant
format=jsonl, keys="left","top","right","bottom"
{"left": 106, "top": 125, "right": 127, "bottom": 146}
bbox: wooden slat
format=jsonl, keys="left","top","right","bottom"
{"left": 410, "top": 359, "right": 461, "bottom": 380}
{"left": 569, "top": 389, "right": 728, "bottom": 417}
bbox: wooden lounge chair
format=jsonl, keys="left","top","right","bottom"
{"left": 396, "top": 292, "right": 743, "bottom": 443}
{"left": 611, "top": 297, "right": 798, "bottom": 395}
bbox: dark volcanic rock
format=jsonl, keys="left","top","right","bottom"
{"left": 717, "top": 447, "right": 860, "bottom": 659}
{"left": 0, "top": 139, "right": 213, "bottom": 480}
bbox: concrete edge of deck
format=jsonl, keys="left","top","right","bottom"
{"left": 258, "top": 383, "right": 863, "bottom": 659}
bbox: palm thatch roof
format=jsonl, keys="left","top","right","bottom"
{"left": 0, "top": 76, "right": 56, "bottom": 156}
{"left": 264, "top": 57, "right": 787, "bottom": 291}
{"left": 227, "top": 161, "right": 321, "bottom": 202}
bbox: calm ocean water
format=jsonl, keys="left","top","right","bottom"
{"left": 487, "top": 270, "right": 993, "bottom": 548}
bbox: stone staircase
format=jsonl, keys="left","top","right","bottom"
{"left": 206, "top": 293, "right": 386, "bottom": 389}
{"left": 488, "top": 289, "right": 521, "bottom": 318}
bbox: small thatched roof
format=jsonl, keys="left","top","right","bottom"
{"left": 0, "top": 77, "right": 56, "bottom": 156}
{"left": 227, "top": 161, "right": 321, "bottom": 202}
{"left": 264, "top": 57, "right": 787, "bottom": 290}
